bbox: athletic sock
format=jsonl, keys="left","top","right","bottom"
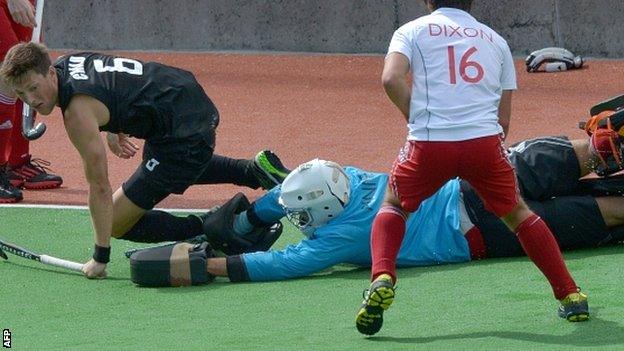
{"left": 515, "top": 214, "right": 578, "bottom": 300}
{"left": 465, "top": 226, "right": 487, "bottom": 260}
{"left": 0, "top": 94, "right": 17, "bottom": 164}
{"left": 370, "top": 206, "right": 407, "bottom": 284}
{"left": 8, "top": 101, "right": 29, "bottom": 167}
{"left": 119, "top": 210, "right": 203, "bottom": 243}
{"left": 233, "top": 210, "right": 254, "bottom": 235}
{"left": 196, "top": 155, "right": 260, "bottom": 188}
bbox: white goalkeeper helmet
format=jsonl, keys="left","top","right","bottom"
{"left": 278, "top": 159, "right": 350, "bottom": 231}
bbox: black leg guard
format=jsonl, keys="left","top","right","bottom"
{"left": 130, "top": 241, "right": 216, "bottom": 287}
{"left": 200, "top": 193, "right": 284, "bottom": 254}
{"left": 119, "top": 210, "right": 203, "bottom": 243}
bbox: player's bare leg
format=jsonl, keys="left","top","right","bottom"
{"left": 595, "top": 197, "right": 624, "bottom": 227}
{"left": 111, "top": 188, "right": 147, "bottom": 238}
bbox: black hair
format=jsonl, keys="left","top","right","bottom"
{"left": 429, "top": 0, "right": 473, "bottom": 11}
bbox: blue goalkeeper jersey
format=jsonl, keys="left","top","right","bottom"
{"left": 241, "top": 166, "right": 469, "bottom": 281}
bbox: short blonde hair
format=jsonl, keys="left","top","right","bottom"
{"left": 0, "top": 42, "right": 52, "bottom": 87}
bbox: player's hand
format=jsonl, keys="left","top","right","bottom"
{"left": 106, "top": 132, "right": 139, "bottom": 159}
{"left": 82, "top": 258, "right": 108, "bottom": 279}
{"left": 7, "top": 0, "right": 36, "bottom": 27}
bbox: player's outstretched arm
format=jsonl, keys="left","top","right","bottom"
{"left": 227, "top": 228, "right": 367, "bottom": 282}
{"left": 64, "top": 95, "right": 114, "bottom": 279}
{"left": 206, "top": 257, "right": 227, "bottom": 277}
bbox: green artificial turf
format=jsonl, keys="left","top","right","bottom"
{"left": 1, "top": 207, "right": 623, "bottom": 350}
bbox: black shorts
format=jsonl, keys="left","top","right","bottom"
{"left": 578, "top": 175, "right": 624, "bottom": 197}
{"left": 510, "top": 135, "right": 624, "bottom": 197}
{"left": 460, "top": 180, "right": 617, "bottom": 258}
{"left": 508, "top": 136, "right": 581, "bottom": 200}
{"left": 123, "top": 130, "right": 216, "bottom": 210}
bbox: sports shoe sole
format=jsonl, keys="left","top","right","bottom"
{"left": 558, "top": 293, "right": 590, "bottom": 322}
{"left": 254, "top": 151, "right": 289, "bottom": 186}
{"left": 23, "top": 180, "right": 63, "bottom": 190}
{"left": 356, "top": 285, "right": 395, "bottom": 335}
{"left": 567, "top": 313, "right": 590, "bottom": 322}
{"left": 559, "top": 307, "right": 590, "bottom": 322}
{"left": 0, "top": 195, "right": 23, "bottom": 203}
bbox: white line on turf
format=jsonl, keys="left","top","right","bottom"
{"left": 0, "top": 203, "right": 204, "bottom": 213}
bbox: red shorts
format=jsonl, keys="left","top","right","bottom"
{"left": 390, "top": 135, "right": 519, "bottom": 216}
{"left": 0, "top": 0, "right": 34, "bottom": 61}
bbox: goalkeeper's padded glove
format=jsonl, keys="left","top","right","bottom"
{"left": 525, "top": 47, "right": 583, "bottom": 72}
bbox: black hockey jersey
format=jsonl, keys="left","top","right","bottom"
{"left": 55, "top": 53, "right": 219, "bottom": 140}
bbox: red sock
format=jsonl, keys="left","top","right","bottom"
{"left": 370, "top": 206, "right": 407, "bottom": 284}
{"left": 0, "top": 94, "right": 17, "bottom": 165}
{"left": 465, "top": 226, "right": 487, "bottom": 260}
{"left": 8, "top": 101, "right": 30, "bottom": 167}
{"left": 515, "top": 214, "right": 578, "bottom": 300}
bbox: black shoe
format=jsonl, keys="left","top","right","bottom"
{"left": 9, "top": 156, "right": 63, "bottom": 189}
{"left": 558, "top": 291, "right": 589, "bottom": 322}
{"left": 0, "top": 166, "right": 23, "bottom": 203}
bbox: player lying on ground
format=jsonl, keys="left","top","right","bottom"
{"left": 129, "top": 135, "right": 624, "bottom": 284}
{"left": 0, "top": 42, "right": 290, "bottom": 279}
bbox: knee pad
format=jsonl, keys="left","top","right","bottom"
{"left": 130, "top": 242, "right": 215, "bottom": 287}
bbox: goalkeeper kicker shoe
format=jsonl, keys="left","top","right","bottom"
{"left": 558, "top": 291, "right": 589, "bottom": 322}
{"left": 356, "top": 274, "right": 395, "bottom": 335}
{"left": 253, "top": 150, "right": 291, "bottom": 190}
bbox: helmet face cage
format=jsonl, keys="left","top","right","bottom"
{"left": 284, "top": 208, "right": 313, "bottom": 230}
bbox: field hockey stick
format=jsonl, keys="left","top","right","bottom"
{"left": 21, "top": 0, "right": 47, "bottom": 141}
{"left": 0, "top": 237, "right": 84, "bottom": 272}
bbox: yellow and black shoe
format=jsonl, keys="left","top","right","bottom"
{"left": 558, "top": 291, "right": 589, "bottom": 322}
{"left": 355, "top": 274, "right": 395, "bottom": 335}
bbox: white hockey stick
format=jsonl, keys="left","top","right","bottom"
{"left": 0, "top": 237, "right": 84, "bottom": 272}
